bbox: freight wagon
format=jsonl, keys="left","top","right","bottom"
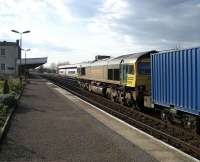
{"left": 149, "top": 47, "right": 200, "bottom": 131}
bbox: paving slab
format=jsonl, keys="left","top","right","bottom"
{"left": 0, "top": 78, "right": 158, "bottom": 162}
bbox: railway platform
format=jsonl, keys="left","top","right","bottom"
{"left": 0, "top": 77, "right": 198, "bottom": 162}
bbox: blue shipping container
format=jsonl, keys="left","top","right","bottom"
{"left": 151, "top": 47, "right": 200, "bottom": 116}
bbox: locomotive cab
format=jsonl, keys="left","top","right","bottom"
{"left": 135, "top": 57, "right": 151, "bottom": 95}
{"left": 135, "top": 57, "right": 151, "bottom": 108}
{"left": 120, "top": 61, "right": 135, "bottom": 87}
{"left": 119, "top": 51, "right": 156, "bottom": 107}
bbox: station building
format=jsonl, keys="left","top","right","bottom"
{"left": 0, "top": 40, "right": 47, "bottom": 78}
{"left": 0, "top": 40, "right": 20, "bottom": 76}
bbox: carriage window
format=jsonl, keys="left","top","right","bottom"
{"left": 138, "top": 62, "right": 150, "bottom": 75}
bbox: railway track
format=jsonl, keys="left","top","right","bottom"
{"left": 42, "top": 74, "right": 200, "bottom": 160}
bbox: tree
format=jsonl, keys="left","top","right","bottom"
{"left": 50, "top": 63, "right": 57, "bottom": 70}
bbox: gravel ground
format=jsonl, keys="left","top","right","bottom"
{"left": 0, "top": 78, "right": 158, "bottom": 162}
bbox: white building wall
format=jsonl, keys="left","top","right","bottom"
{"left": 58, "top": 64, "right": 78, "bottom": 77}
{"left": 58, "top": 68, "right": 77, "bottom": 77}
{"left": 0, "top": 41, "right": 19, "bottom": 77}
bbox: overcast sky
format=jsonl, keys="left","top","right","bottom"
{"left": 0, "top": 0, "right": 200, "bottom": 66}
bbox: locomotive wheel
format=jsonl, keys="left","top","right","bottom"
{"left": 118, "top": 92, "right": 124, "bottom": 105}
{"left": 124, "top": 92, "right": 133, "bottom": 107}
{"left": 111, "top": 89, "right": 117, "bottom": 102}
{"left": 118, "top": 97, "right": 124, "bottom": 105}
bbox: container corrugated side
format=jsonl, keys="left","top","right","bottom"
{"left": 151, "top": 47, "right": 200, "bottom": 115}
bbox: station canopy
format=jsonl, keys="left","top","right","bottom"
{"left": 17, "top": 57, "right": 47, "bottom": 69}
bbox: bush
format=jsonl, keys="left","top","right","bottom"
{"left": 0, "top": 104, "right": 8, "bottom": 116}
{"left": 0, "top": 104, "right": 9, "bottom": 127}
{"left": 0, "top": 94, "right": 17, "bottom": 108}
{"left": 0, "top": 81, "right": 4, "bottom": 94}
{"left": 0, "top": 79, "right": 21, "bottom": 128}
{"left": 9, "top": 79, "right": 22, "bottom": 95}
{"left": 0, "top": 79, "right": 22, "bottom": 95}
{"left": 3, "top": 80, "right": 9, "bottom": 94}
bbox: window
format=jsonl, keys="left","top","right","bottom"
{"left": 1, "top": 49, "right": 5, "bottom": 56}
{"left": 138, "top": 62, "right": 151, "bottom": 75}
{"left": 120, "top": 64, "right": 134, "bottom": 83}
{"left": 114, "top": 69, "right": 120, "bottom": 80}
{"left": 108, "top": 69, "right": 113, "bottom": 80}
{"left": 7, "top": 67, "right": 14, "bottom": 70}
{"left": 1, "top": 64, "right": 5, "bottom": 71}
{"left": 127, "top": 65, "right": 134, "bottom": 74}
{"left": 81, "top": 68, "right": 85, "bottom": 75}
{"left": 108, "top": 69, "right": 120, "bottom": 81}
{"left": 68, "top": 71, "right": 75, "bottom": 74}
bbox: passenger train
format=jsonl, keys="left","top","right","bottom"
{"left": 58, "top": 47, "right": 200, "bottom": 133}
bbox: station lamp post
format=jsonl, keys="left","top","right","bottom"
{"left": 22, "top": 49, "right": 31, "bottom": 65}
{"left": 22, "top": 48, "right": 31, "bottom": 80}
{"left": 11, "top": 30, "right": 31, "bottom": 77}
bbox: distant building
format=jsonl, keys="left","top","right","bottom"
{"left": 0, "top": 40, "right": 20, "bottom": 77}
{"left": 58, "top": 64, "right": 78, "bottom": 77}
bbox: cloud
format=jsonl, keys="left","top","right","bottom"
{"left": 88, "top": 0, "right": 200, "bottom": 51}
{"left": 26, "top": 41, "right": 74, "bottom": 53}
{"left": 113, "top": 0, "right": 200, "bottom": 49}
{"left": 66, "top": 0, "right": 102, "bottom": 18}
{"left": 0, "top": 0, "right": 200, "bottom": 66}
